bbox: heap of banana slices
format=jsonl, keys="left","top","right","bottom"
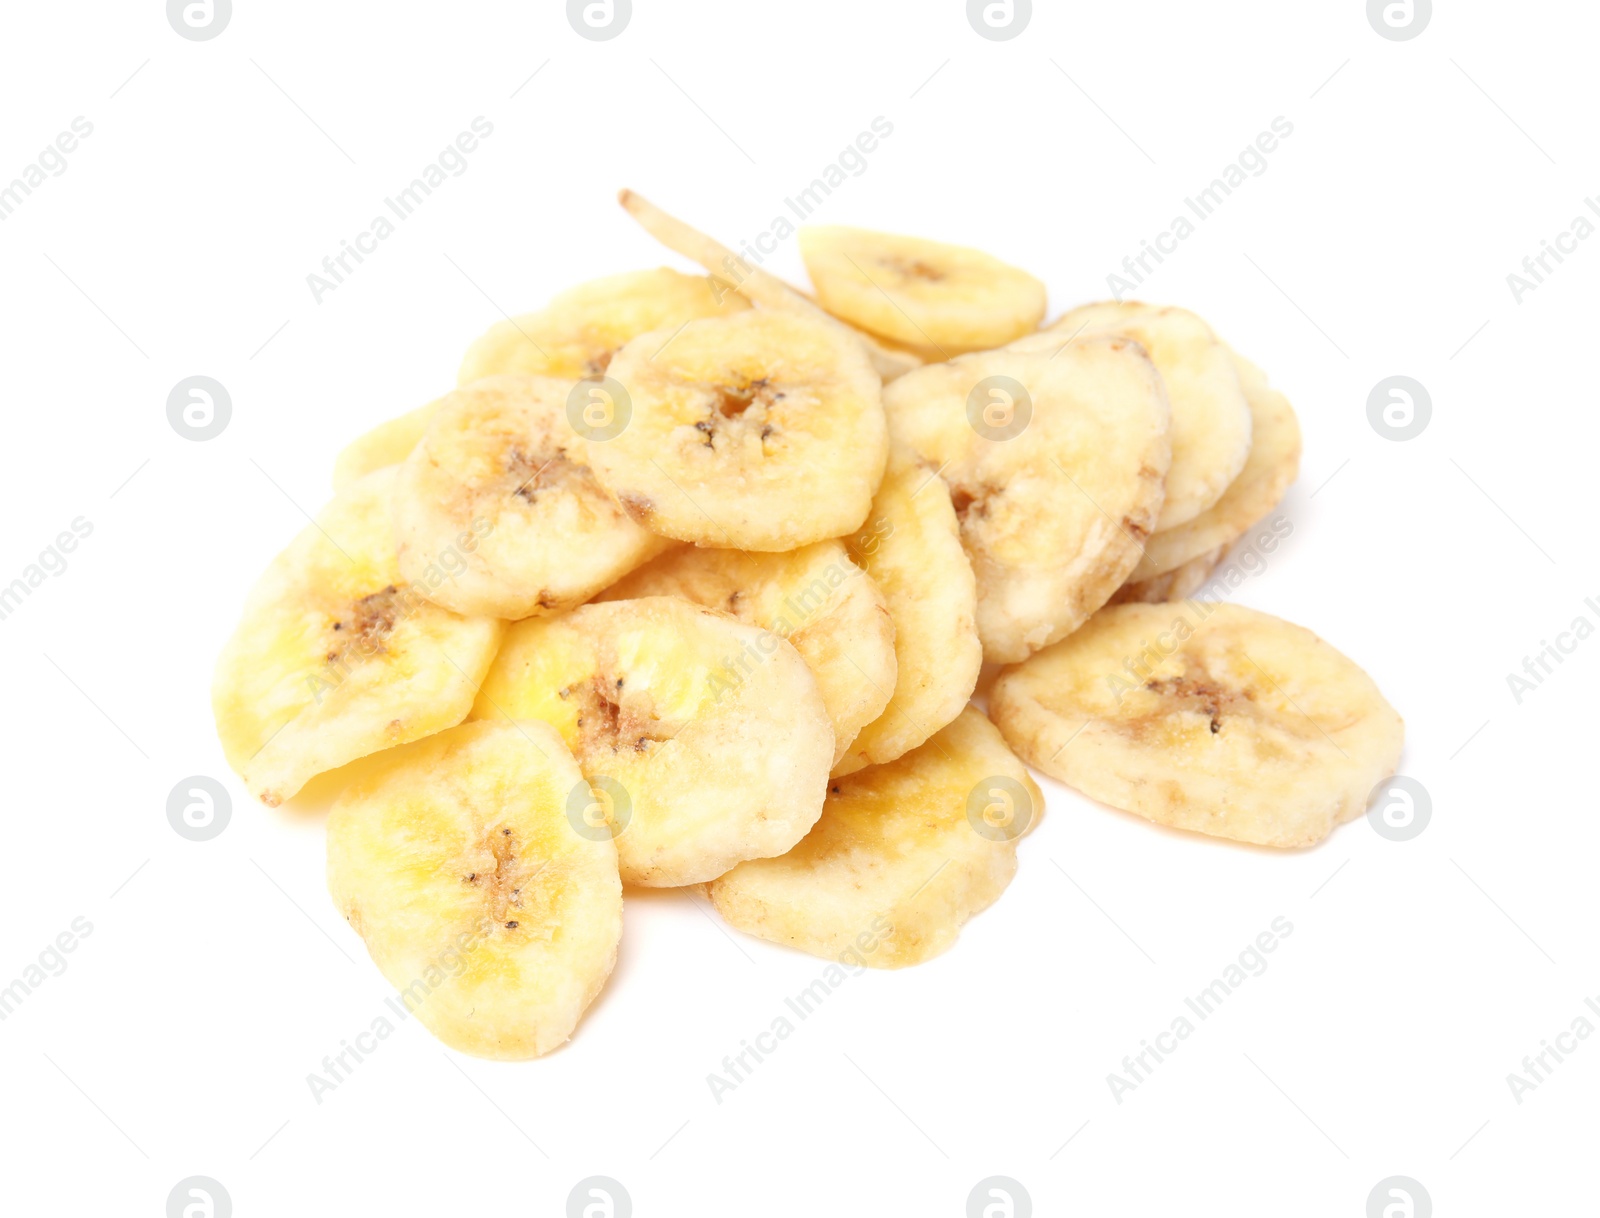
{"left": 213, "top": 191, "right": 1403, "bottom": 1060}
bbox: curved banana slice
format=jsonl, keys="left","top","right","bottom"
{"left": 392, "top": 375, "right": 670, "bottom": 619}
{"left": 1129, "top": 348, "right": 1302, "bottom": 581}
{"left": 586, "top": 309, "right": 888, "bottom": 551}
{"left": 799, "top": 226, "right": 1046, "bottom": 354}
{"left": 597, "top": 542, "right": 895, "bottom": 765}
{"left": 617, "top": 189, "right": 923, "bottom": 383}
{"left": 707, "top": 708, "right": 1042, "bottom": 968}
{"left": 326, "top": 719, "right": 622, "bottom": 1059}
{"left": 471, "top": 597, "right": 833, "bottom": 886}
{"left": 882, "top": 336, "right": 1170, "bottom": 663}
{"left": 989, "top": 603, "right": 1405, "bottom": 848}
{"left": 1049, "top": 302, "right": 1251, "bottom": 530}
{"left": 1114, "top": 545, "right": 1225, "bottom": 605}
{"left": 457, "top": 267, "right": 748, "bottom": 385}
{"left": 333, "top": 398, "right": 443, "bottom": 493}
{"left": 212, "top": 468, "right": 504, "bottom": 806}
{"left": 833, "top": 453, "right": 981, "bottom": 775}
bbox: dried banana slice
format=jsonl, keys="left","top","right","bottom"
{"left": 212, "top": 468, "right": 503, "bottom": 806}
{"left": 326, "top": 719, "right": 622, "bottom": 1059}
{"left": 597, "top": 542, "right": 895, "bottom": 765}
{"left": 708, "top": 708, "right": 1041, "bottom": 968}
{"left": 457, "top": 266, "right": 748, "bottom": 385}
{"left": 1129, "top": 349, "right": 1301, "bottom": 581}
{"left": 333, "top": 398, "right": 442, "bottom": 493}
{"left": 392, "top": 375, "right": 670, "bottom": 619}
{"left": 617, "top": 189, "right": 922, "bottom": 382}
{"left": 1049, "top": 302, "right": 1251, "bottom": 530}
{"left": 799, "top": 226, "right": 1046, "bottom": 354}
{"left": 1113, "top": 545, "right": 1225, "bottom": 604}
{"left": 989, "top": 603, "right": 1405, "bottom": 848}
{"left": 832, "top": 453, "right": 981, "bottom": 775}
{"left": 585, "top": 309, "right": 888, "bottom": 551}
{"left": 471, "top": 597, "right": 832, "bottom": 886}
{"left": 882, "top": 336, "right": 1170, "bottom": 663}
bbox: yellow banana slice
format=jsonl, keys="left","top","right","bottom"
{"left": 799, "top": 226, "right": 1046, "bottom": 354}
{"left": 471, "top": 597, "right": 833, "bottom": 886}
{"left": 882, "top": 335, "right": 1170, "bottom": 663}
{"left": 1048, "top": 302, "right": 1251, "bottom": 530}
{"left": 585, "top": 309, "right": 888, "bottom": 551}
{"left": 333, "top": 398, "right": 442, "bottom": 493}
{"left": 326, "top": 719, "right": 622, "bottom": 1059}
{"left": 617, "top": 189, "right": 922, "bottom": 383}
{"left": 212, "top": 468, "right": 503, "bottom": 807}
{"left": 832, "top": 452, "right": 981, "bottom": 775}
{"left": 1113, "top": 545, "right": 1225, "bottom": 604}
{"left": 708, "top": 708, "right": 1042, "bottom": 968}
{"left": 457, "top": 266, "right": 749, "bottom": 385}
{"left": 597, "top": 542, "right": 895, "bottom": 765}
{"left": 1129, "top": 348, "right": 1302, "bottom": 582}
{"left": 392, "top": 375, "right": 670, "bottom": 619}
{"left": 989, "top": 603, "right": 1405, "bottom": 848}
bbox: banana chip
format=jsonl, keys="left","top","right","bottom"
{"left": 1129, "top": 349, "right": 1301, "bottom": 582}
{"left": 392, "top": 375, "right": 670, "bottom": 619}
{"left": 708, "top": 709, "right": 1041, "bottom": 968}
{"left": 326, "top": 719, "right": 622, "bottom": 1059}
{"left": 1049, "top": 302, "right": 1251, "bottom": 530}
{"left": 471, "top": 597, "right": 833, "bottom": 886}
{"left": 212, "top": 468, "right": 503, "bottom": 807}
{"left": 799, "top": 226, "right": 1046, "bottom": 354}
{"left": 598, "top": 542, "right": 895, "bottom": 765}
{"left": 586, "top": 309, "right": 888, "bottom": 551}
{"left": 883, "top": 335, "right": 1170, "bottom": 663}
{"left": 989, "top": 603, "right": 1404, "bottom": 847}
{"left": 833, "top": 453, "right": 981, "bottom": 775}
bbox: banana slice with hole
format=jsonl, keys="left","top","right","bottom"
{"left": 617, "top": 189, "right": 922, "bottom": 383}
{"left": 989, "top": 603, "right": 1404, "bottom": 848}
{"left": 585, "top": 309, "right": 888, "bottom": 551}
{"left": 597, "top": 542, "right": 895, "bottom": 765}
{"left": 1113, "top": 545, "right": 1226, "bottom": 604}
{"left": 1048, "top": 302, "right": 1251, "bottom": 531}
{"left": 707, "top": 708, "right": 1041, "bottom": 968}
{"left": 832, "top": 452, "right": 981, "bottom": 775}
{"left": 1129, "top": 348, "right": 1301, "bottom": 582}
{"left": 212, "top": 467, "right": 504, "bottom": 807}
{"left": 471, "top": 597, "right": 832, "bottom": 886}
{"left": 882, "top": 335, "right": 1170, "bottom": 663}
{"left": 392, "top": 375, "right": 670, "bottom": 619}
{"left": 799, "top": 226, "right": 1046, "bottom": 355}
{"left": 457, "top": 266, "right": 749, "bottom": 385}
{"left": 326, "top": 718, "right": 621, "bottom": 1059}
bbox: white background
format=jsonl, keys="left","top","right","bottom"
{"left": 0, "top": 1, "right": 1592, "bottom": 1214}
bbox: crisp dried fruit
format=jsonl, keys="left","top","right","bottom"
{"left": 883, "top": 335, "right": 1170, "bottom": 663}
{"left": 471, "top": 597, "right": 832, "bottom": 886}
{"left": 457, "top": 266, "right": 748, "bottom": 385}
{"left": 1129, "top": 348, "right": 1301, "bottom": 582}
{"left": 708, "top": 709, "right": 1041, "bottom": 968}
{"left": 1048, "top": 302, "right": 1251, "bottom": 530}
{"left": 617, "top": 189, "right": 922, "bottom": 382}
{"left": 212, "top": 468, "right": 503, "bottom": 806}
{"left": 326, "top": 719, "right": 622, "bottom": 1059}
{"left": 799, "top": 225, "right": 1046, "bottom": 354}
{"left": 598, "top": 542, "right": 895, "bottom": 764}
{"left": 586, "top": 309, "right": 888, "bottom": 551}
{"left": 392, "top": 375, "right": 669, "bottom": 619}
{"left": 833, "top": 453, "right": 981, "bottom": 775}
{"left": 989, "top": 603, "right": 1404, "bottom": 847}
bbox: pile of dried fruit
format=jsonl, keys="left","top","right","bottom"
{"left": 213, "top": 191, "right": 1402, "bottom": 1059}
